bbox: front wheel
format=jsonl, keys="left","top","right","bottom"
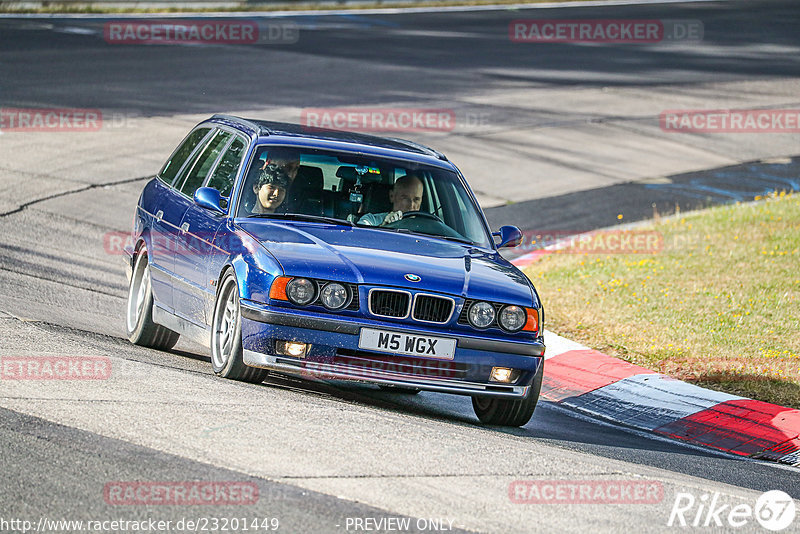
{"left": 126, "top": 249, "right": 179, "bottom": 350}
{"left": 471, "top": 360, "right": 544, "bottom": 427}
{"left": 210, "top": 272, "right": 267, "bottom": 384}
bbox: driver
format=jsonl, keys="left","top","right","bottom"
{"left": 358, "top": 174, "right": 423, "bottom": 226}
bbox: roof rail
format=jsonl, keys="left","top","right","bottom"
{"left": 211, "top": 114, "right": 266, "bottom": 136}
{"left": 210, "top": 115, "right": 448, "bottom": 160}
{"left": 387, "top": 137, "right": 448, "bottom": 161}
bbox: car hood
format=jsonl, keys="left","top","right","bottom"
{"left": 237, "top": 220, "right": 536, "bottom": 306}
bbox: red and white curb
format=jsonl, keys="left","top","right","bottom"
{"left": 510, "top": 231, "right": 799, "bottom": 466}
{"left": 537, "top": 329, "right": 800, "bottom": 467}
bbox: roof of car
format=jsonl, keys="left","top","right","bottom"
{"left": 210, "top": 114, "right": 449, "bottom": 162}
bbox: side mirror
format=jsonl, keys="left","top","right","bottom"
{"left": 194, "top": 187, "right": 226, "bottom": 215}
{"left": 492, "top": 225, "right": 523, "bottom": 249}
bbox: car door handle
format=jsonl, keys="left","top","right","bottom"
{"left": 180, "top": 222, "right": 190, "bottom": 233}
{"left": 155, "top": 210, "right": 163, "bottom": 222}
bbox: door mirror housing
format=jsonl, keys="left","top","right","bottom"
{"left": 194, "top": 187, "right": 226, "bottom": 215}
{"left": 492, "top": 225, "right": 523, "bottom": 249}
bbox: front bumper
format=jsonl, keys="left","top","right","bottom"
{"left": 240, "top": 301, "right": 545, "bottom": 399}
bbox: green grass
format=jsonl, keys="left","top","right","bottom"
{"left": 0, "top": 0, "right": 609, "bottom": 14}
{"left": 524, "top": 191, "right": 800, "bottom": 409}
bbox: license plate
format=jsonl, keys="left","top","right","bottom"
{"left": 358, "top": 328, "right": 457, "bottom": 360}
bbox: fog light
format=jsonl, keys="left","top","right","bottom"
{"left": 490, "top": 367, "right": 515, "bottom": 383}
{"left": 276, "top": 340, "right": 309, "bottom": 358}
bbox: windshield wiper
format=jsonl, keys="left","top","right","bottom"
{"left": 355, "top": 224, "right": 477, "bottom": 245}
{"left": 436, "top": 235, "right": 477, "bottom": 246}
{"left": 353, "top": 223, "right": 412, "bottom": 233}
{"left": 247, "top": 213, "right": 354, "bottom": 226}
{"left": 409, "top": 231, "right": 476, "bottom": 246}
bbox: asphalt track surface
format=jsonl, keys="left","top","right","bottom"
{"left": 1, "top": 1, "right": 800, "bottom": 532}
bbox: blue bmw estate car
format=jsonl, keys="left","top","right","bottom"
{"left": 125, "top": 115, "right": 545, "bottom": 426}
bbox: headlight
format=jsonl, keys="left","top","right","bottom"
{"left": 499, "top": 305, "right": 526, "bottom": 332}
{"left": 286, "top": 278, "right": 316, "bottom": 306}
{"left": 320, "top": 282, "right": 348, "bottom": 310}
{"left": 468, "top": 301, "right": 495, "bottom": 328}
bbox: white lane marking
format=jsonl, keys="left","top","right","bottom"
{"left": 54, "top": 26, "right": 97, "bottom": 34}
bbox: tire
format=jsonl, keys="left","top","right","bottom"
{"left": 378, "top": 385, "right": 421, "bottom": 394}
{"left": 126, "top": 248, "right": 180, "bottom": 350}
{"left": 471, "top": 359, "right": 544, "bottom": 427}
{"left": 210, "top": 271, "right": 268, "bottom": 384}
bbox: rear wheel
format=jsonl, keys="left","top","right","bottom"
{"left": 211, "top": 272, "right": 268, "bottom": 384}
{"left": 126, "top": 248, "right": 179, "bottom": 350}
{"left": 471, "top": 360, "right": 544, "bottom": 427}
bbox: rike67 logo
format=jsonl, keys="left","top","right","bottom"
{"left": 668, "top": 490, "right": 796, "bottom": 531}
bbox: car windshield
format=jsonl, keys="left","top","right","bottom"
{"left": 235, "top": 145, "right": 493, "bottom": 248}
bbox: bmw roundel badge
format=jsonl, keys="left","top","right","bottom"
{"left": 404, "top": 273, "right": 421, "bottom": 282}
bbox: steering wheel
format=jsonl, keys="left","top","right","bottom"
{"left": 391, "top": 210, "right": 444, "bottom": 224}
{"left": 383, "top": 210, "right": 467, "bottom": 241}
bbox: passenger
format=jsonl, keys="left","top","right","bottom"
{"left": 259, "top": 147, "right": 304, "bottom": 213}
{"left": 358, "top": 174, "right": 424, "bottom": 226}
{"left": 261, "top": 147, "right": 300, "bottom": 182}
{"left": 251, "top": 164, "right": 290, "bottom": 214}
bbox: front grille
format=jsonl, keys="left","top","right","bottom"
{"left": 346, "top": 285, "right": 360, "bottom": 311}
{"left": 369, "top": 290, "right": 410, "bottom": 318}
{"left": 335, "top": 349, "right": 468, "bottom": 380}
{"left": 412, "top": 295, "right": 454, "bottom": 323}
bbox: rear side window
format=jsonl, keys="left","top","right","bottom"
{"left": 206, "top": 135, "right": 247, "bottom": 198}
{"left": 177, "top": 130, "right": 233, "bottom": 197}
{"left": 159, "top": 127, "right": 211, "bottom": 186}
